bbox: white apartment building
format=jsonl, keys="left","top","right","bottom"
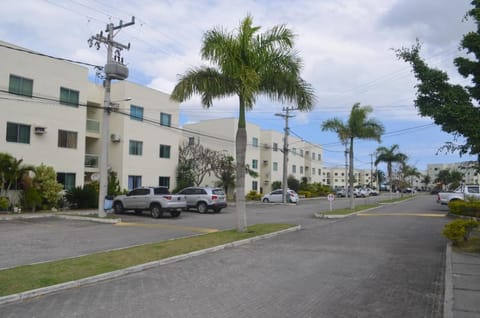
{"left": 182, "top": 118, "right": 324, "bottom": 193}
{"left": 0, "top": 41, "right": 180, "bottom": 191}
{"left": 322, "top": 167, "right": 378, "bottom": 189}
{"left": 427, "top": 162, "right": 480, "bottom": 186}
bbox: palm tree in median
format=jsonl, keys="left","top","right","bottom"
{"left": 171, "top": 15, "right": 315, "bottom": 232}
{"left": 375, "top": 144, "right": 408, "bottom": 193}
{"left": 322, "top": 103, "right": 384, "bottom": 209}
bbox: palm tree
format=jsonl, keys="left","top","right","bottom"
{"left": 375, "top": 144, "right": 408, "bottom": 193}
{"left": 322, "top": 103, "right": 384, "bottom": 209}
{"left": 171, "top": 15, "right": 315, "bottom": 232}
{"left": 0, "top": 153, "right": 34, "bottom": 192}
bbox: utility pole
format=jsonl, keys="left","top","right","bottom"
{"left": 275, "top": 107, "right": 296, "bottom": 203}
{"left": 370, "top": 152, "right": 374, "bottom": 188}
{"left": 89, "top": 17, "right": 135, "bottom": 217}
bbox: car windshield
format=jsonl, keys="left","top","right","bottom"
{"left": 212, "top": 189, "right": 225, "bottom": 195}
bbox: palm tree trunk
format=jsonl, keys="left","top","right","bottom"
{"left": 349, "top": 137, "right": 355, "bottom": 209}
{"left": 235, "top": 98, "right": 248, "bottom": 232}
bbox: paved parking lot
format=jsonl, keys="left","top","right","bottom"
{"left": 0, "top": 196, "right": 386, "bottom": 270}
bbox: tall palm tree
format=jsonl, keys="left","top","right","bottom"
{"left": 171, "top": 15, "right": 315, "bottom": 232}
{"left": 322, "top": 103, "right": 384, "bottom": 209}
{"left": 375, "top": 144, "right": 408, "bottom": 193}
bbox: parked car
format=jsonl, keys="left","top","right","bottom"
{"left": 437, "top": 184, "right": 480, "bottom": 205}
{"left": 335, "top": 188, "right": 347, "bottom": 197}
{"left": 112, "top": 187, "right": 186, "bottom": 218}
{"left": 262, "top": 189, "right": 299, "bottom": 203}
{"left": 176, "top": 187, "right": 227, "bottom": 213}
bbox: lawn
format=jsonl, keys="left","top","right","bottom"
{"left": 0, "top": 223, "right": 294, "bottom": 297}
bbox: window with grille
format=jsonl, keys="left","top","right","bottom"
{"left": 159, "top": 176, "right": 170, "bottom": 188}
{"left": 57, "top": 173, "right": 76, "bottom": 190}
{"left": 129, "top": 140, "right": 143, "bottom": 155}
{"left": 128, "top": 175, "right": 142, "bottom": 190}
{"left": 58, "top": 130, "right": 78, "bottom": 149}
{"left": 60, "top": 87, "right": 79, "bottom": 107}
{"left": 130, "top": 105, "right": 144, "bottom": 121}
{"left": 160, "top": 144, "right": 171, "bottom": 158}
{"left": 160, "top": 112, "right": 171, "bottom": 127}
{"left": 6, "top": 122, "right": 30, "bottom": 144}
{"left": 9, "top": 74, "right": 33, "bottom": 97}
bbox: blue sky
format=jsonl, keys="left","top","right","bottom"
{"left": 0, "top": 0, "right": 477, "bottom": 172}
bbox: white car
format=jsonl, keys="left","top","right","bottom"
{"left": 262, "top": 189, "right": 299, "bottom": 203}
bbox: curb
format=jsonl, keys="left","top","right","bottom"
{"left": 0, "top": 225, "right": 301, "bottom": 306}
{"left": 314, "top": 205, "right": 381, "bottom": 219}
{"left": 443, "top": 243, "right": 454, "bottom": 318}
{"left": 0, "top": 213, "right": 121, "bottom": 224}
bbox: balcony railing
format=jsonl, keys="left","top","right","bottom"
{"left": 85, "top": 154, "right": 99, "bottom": 168}
{"left": 86, "top": 118, "right": 100, "bottom": 133}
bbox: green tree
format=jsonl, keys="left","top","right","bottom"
{"left": 397, "top": 2, "right": 480, "bottom": 161}
{"left": 375, "top": 144, "right": 408, "bottom": 193}
{"left": 174, "top": 162, "right": 195, "bottom": 193}
{"left": 0, "top": 153, "right": 34, "bottom": 192}
{"left": 214, "top": 155, "right": 236, "bottom": 199}
{"left": 171, "top": 15, "right": 315, "bottom": 232}
{"left": 322, "top": 103, "right": 384, "bottom": 208}
{"left": 287, "top": 175, "right": 300, "bottom": 192}
{"left": 271, "top": 181, "right": 282, "bottom": 190}
{"left": 33, "top": 164, "right": 63, "bottom": 210}
{"left": 422, "top": 174, "right": 431, "bottom": 190}
{"left": 436, "top": 169, "right": 464, "bottom": 190}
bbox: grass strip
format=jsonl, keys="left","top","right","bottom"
{"left": 0, "top": 223, "right": 293, "bottom": 296}
{"left": 322, "top": 204, "right": 378, "bottom": 215}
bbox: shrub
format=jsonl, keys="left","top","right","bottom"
{"left": 22, "top": 187, "right": 42, "bottom": 212}
{"left": 0, "top": 197, "right": 9, "bottom": 210}
{"left": 245, "top": 190, "right": 261, "bottom": 201}
{"left": 448, "top": 200, "right": 480, "bottom": 218}
{"left": 66, "top": 184, "right": 99, "bottom": 209}
{"left": 443, "top": 219, "right": 479, "bottom": 245}
{"left": 298, "top": 190, "right": 311, "bottom": 198}
{"left": 33, "top": 164, "right": 63, "bottom": 209}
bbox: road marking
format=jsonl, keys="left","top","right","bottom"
{"left": 115, "top": 222, "right": 219, "bottom": 233}
{"left": 358, "top": 213, "right": 446, "bottom": 217}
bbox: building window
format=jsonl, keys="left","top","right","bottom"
{"left": 59, "top": 87, "right": 79, "bottom": 107}
{"left": 6, "top": 122, "right": 30, "bottom": 144}
{"left": 292, "top": 165, "right": 297, "bottom": 173}
{"left": 57, "top": 173, "right": 76, "bottom": 190}
{"left": 300, "top": 166, "right": 304, "bottom": 174}
{"left": 9, "top": 74, "right": 33, "bottom": 97}
{"left": 318, "top": 154, "right": 322, "bottom": 161}
{"left": 273, "top": 162, "right": 278, "bottom": 171}
{"left": 129, "top": 140, "right": 143, "bottom": 155}
{"left": 188, "top": 137, "right": 195, "bottom": 145}
{"left": 58, "top": 130, "right": 78, "bottom": 149}
{"left": 252, "top": 159, "right": 258, "bottom": 169}
{"left": 160, "top": 144, "right": 171, "bottom": 158}
{"left": 252, "top": 180, "right": 258, "bottom": 191}
{"left": 273, "top": 143, "right": 278, "bottom": 151}
{"left": 312, "top": 152, "right": 316, "bottom": 160}
{"left": 160, "top": 112, "right": 171, "bottom": 127}
{"left": 252, "top": 137, "right": 258, "bottom": 147}
{"left": 159, "top": 176, "right": 170, "bottom": 188}
{"left": 292, "top": 148, "right": 297, "bottom": 155}
{"left": 300, "top": 149, "right": 304, "bottom": 157}
{"left": 312, "top": 168, "right": 316, "bottom": 175}
{"left": 130, "top": 105, "right": 144, "bottom": 121}
{"left": 128, "top": 175, "right": 142, "bottom": 190}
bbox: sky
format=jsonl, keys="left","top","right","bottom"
{"left": 1, "top": 0, "right": 477, "bottom": 173}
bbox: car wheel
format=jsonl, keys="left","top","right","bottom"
{"left": 150, "top": 204, "right": 163, "bottom": 218}
{"left": 197, "top": 202, "right": 208, "bottom": 213}
{"left": 170, "top": 210, "right": 181, "bottom": 218}
{"left": 113, "top": 202, "right": 123, "bottom": 214}
{"left": 262, "top": 198, "right": 270, "bottom": 203}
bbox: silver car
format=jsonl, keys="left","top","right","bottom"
{"left": 261, "top": 189, "right": 299, "bottom": 203}
{"left": 176, "top": 187, "right": 227, "bottom": 213}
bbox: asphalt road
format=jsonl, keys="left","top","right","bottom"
{"left": 0, "top": 194, "right": 449, "bottom": 317}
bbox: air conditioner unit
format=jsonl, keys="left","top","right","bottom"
{"left": 263, "top": 160, "right": 268, "bottom": 165}
{"left": 110, "top": 134, "right": 121, "bottom": 143}
{"left": 34, "top": 126, "right": 46, "bottom": 134}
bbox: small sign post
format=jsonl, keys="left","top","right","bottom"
{"left": 327, "top": 193, "right": 335, "bottom": 212}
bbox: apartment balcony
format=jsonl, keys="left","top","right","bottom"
{"left": 86, "top": 118, "right": 100, "bottom": 138}
{"left": 85, "top": 154, "right": 99, "bottom": 172}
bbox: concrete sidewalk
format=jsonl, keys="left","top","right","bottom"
{"left": 444, "top": 244, "right": 480, "bottom": 318}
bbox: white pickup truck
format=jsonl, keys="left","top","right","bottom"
{"left": 112, "top": 187, "right": 186, "bottom": 218}
{"left": 436, "top": 185, "right": 480, "bottom": 205}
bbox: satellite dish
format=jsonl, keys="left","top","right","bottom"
{"left": 91, "top": 173, "right": 99, "bottom": 181}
